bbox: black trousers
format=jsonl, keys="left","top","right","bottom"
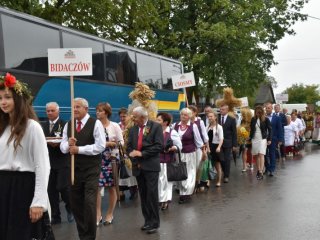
{"left": 220, "top": 147, "right": 232, "bottom": 178}
{"left": 71, "top": 166, "right": 100, "bottom": 240}
{"left": 48, "top": 167, "right": 71, "bottom": 221}
{"left": 136, "top": 170, "right": 160, "bottom": 228}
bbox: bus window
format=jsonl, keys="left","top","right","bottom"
{"left": 105, "top": 45, "right": 137, "bottom": 85}
{"left": 62, "top": 32, "right": 104, "bottom": 81}
{"left": 136, "top": 53, "right": 161, "bottom": 89}
{"left": 161, "top": 60, "right": 182, "bottom": 90}
{"left": 2, "top": 14, "right": 60, "bottom": 73}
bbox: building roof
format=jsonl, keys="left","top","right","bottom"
{"left": 255, "top": 83, "right": 275, "bottom": 105}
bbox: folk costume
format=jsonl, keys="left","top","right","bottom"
{"left": 158, "top": 127, "right": 182, "bottom": 204}
{"left": 173, "top": 121, "right": 203, "bottom": 198}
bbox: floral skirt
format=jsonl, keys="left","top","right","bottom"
{"left": 98, "top": 156, "right": 118, "bottom": 187}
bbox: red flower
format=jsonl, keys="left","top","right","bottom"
{"left": 4, "top": 73, "right": 16, "bottom": 88}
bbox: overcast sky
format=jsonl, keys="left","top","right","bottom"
{"left": 269, "top": 0, "right": 320, "bottom": 94}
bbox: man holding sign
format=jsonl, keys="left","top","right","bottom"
{"left": 60, "top": 98, "right": 105, "bottom": 240}
{"left": 49, "top": 48, "right": 104, "bottom": 239}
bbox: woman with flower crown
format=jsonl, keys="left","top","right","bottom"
{"left": 0, "top": 73, "right": 50, "bottom": 239}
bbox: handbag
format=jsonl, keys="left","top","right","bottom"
{"left": 207, "top": 155, "right": 216, "bottom": 180}
{"left": 119, "top": 161, "right": 130, "bottom": 179}
{"left": 294, "top": 138, "right": 303, "bottom": 152}
{"left": 167, "top": 148, "right": 188, "bottom": 182}
{"left": 118, "top": 141, "right": 131, "bottom": 179}
{"left": 31, "top": 211, "right": 55, "bottom": 240}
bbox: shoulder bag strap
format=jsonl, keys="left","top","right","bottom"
{"left": 175, "top": 146, "right": 181, "bottom": 163}
{"left": 118, "top": 141, "right": 125, "bottom": 162}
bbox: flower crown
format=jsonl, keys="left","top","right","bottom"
{"left": 0, "top": 73, "right": 32, "bottom": 99}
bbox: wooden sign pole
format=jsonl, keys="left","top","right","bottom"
{"left": 70, "top": 75, "right": 75, "bottom": 185}
{"left": 183, "top": 87, "right": 189, "bottom": 107}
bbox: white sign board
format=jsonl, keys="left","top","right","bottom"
{"left": 171, "top": 71, "right": 196, "bottom": 89}
{"left": 316, "top": 101, "right": 320, "bottom": 106}
{"left": 276, "top": 94, "right": 288, "bottom": 102}
{"left": 240, "top": 97, "right": 249, "bottom": 107}
{"left": 48, "top": 48, "right": 92, "bottom": 76}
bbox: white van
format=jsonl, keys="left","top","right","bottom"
{"left": 281, "top": 103, "right": 307, "bottom": 113}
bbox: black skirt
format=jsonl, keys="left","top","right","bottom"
{"left": 0, "top": 170, "right": 51, "bottom": 240}
{"left": 209, "top": 143, "right": 224, "bottom": 162}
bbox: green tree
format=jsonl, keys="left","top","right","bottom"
{"left": 283, "top": 84, "right": 320, "bottom": 104}
{"left": 0, "top": 0, "right": 307, "bottom": 103}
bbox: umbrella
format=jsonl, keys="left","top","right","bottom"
{"left": 233, "top": 150, "right": 237, "bottom": 166}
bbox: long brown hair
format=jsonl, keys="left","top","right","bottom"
{"left": 0, "top": 87, "right": 38, "bottom": 151}
{"left": 254, "top": 105, "right": 265, "bottom": 122}
{"left": 208, "top": 111, "right": 219, "bottom": 132}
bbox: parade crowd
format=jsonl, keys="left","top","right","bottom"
{"left": 1, "top": 73, "right": 320, "bottom": 240}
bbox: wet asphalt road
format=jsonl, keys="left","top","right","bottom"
{"left": 53, "top": 142, "right": 320, "bottom": 240}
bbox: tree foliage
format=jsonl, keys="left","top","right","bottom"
{"left": 283, "top": 84, "right": 320, "bottom": 104}
{"left": 0, "top": 0, "right": 307, "bottom": 102}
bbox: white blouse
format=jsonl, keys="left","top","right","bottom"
{"left": 207, "top": 124, "right": 224, "bottom": 144}
{"left": 292, "top": 118, "right": 304, "bottom": 132}
{"left": 60, "top": 114, "right": 106, "bottom": 155}
{"left": 196, "top": 117, "right": 209, "bottom": 143}
{"left": 284, "top": 122, "right": 297, "bottom": 146}
{"left": 164, "top": 126, "right": 182, "bottom": 150}
{"left": 0, "top": 119, "right": 50, "bottom": 209}
{"left": 105, "top": 121, "right": 124, "bottom": 156}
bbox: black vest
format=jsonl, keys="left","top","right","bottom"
{"left": 67, "top": 117, "right": 101, "bottom": 170}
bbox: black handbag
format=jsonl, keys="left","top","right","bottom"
{"left": 31, "top": 211, "right": 55, "bottom": 240}
{"left": 119, "top": 161, "right": 130, "bottom": 179}
{"left": 118, "top": 141, "right": 131, "bottom": 179}
{"left": 167, "top": 148, "right": 188, "bottom": 182}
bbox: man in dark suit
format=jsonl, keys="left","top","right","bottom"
{"left": 42, "top": 102, "right": 74, "bottom": 224}
{"left": 274, "top": 104, "right": 287, "bottom": 161}
{"left": 218, "top": 103, "right": 237, "bottom": 183}
{"left": 201, "top": 105, "right": 213, "bottom": 126}
{"left": 127, "top": 106, "right": 163, "bottom": 234}
{"left": 265, "top": 102, "right": 283, "bottom": 176}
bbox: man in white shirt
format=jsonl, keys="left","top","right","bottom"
{"left": 60, "top": 98, "right": 105, "bottom": 240}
